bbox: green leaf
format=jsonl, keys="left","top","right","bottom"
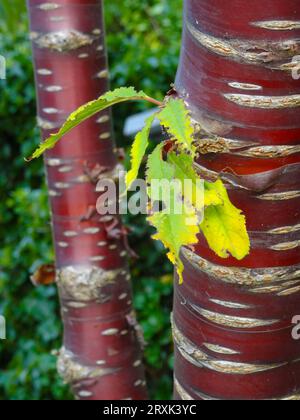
{"left": 149, "top": 205, "right": 199, "bottom": 284}
{"left": 157, "top": 98, "right": 195, "bottom": 156}
{"left": 146, "top": 142, "right": 174, "bottom": 183}
{"left": 126, "top": 113, "right": 156, "bottom": 189}
{"left": 146, "top": 143, "right": 175, "bottom": 206}
{"left": 167, "top": 152, "right": 223, "bottom": 211}
{"left": 147, "top": 143, "right": 200, "bottom": 283}
{"left": 28, "top": 87, "right": 149, "bottom": 160}
{"left": 201, "top": 180, "right": 250, "bottom": 260}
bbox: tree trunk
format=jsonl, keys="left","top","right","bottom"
{"left": 27, "top": 0, "right": 147, "bottom": 400}
{"left": 173, "top": 0, "right": 300, "bottom": 400}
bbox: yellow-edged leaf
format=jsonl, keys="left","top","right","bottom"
{"left": 146, "top": 142, "right": 175, "bottom": 214}
{"left": 157, "top": 99, "right": 196, "bottom": 156}
{"left": 126, "top": 113, "right": 156, "bottom": 189}
{"left": 168, "top": 152, "right": 223, "bottom": 211}
{"left": 149, "top": 206, "right": 199, "bottom": 284}
{"left": 146, "top": 142, "right": 174, "bottom": 185}
{"left": 147, "top": 143, "right": 200, "bottom": 283}
{"left": 204, "top": 181, "right": 224, "bottom": 207}
{"left": 29, "top": 87, "right": 149, "bottom": 160}
{"left": 201, "top": 180, "right": 250, "bottom": 260}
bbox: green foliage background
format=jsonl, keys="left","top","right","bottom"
{"left": 0, "top": 0, "right": 182, "bottom": 400}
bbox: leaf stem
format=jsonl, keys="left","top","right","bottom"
{"left": 144, "top": 96, "right": 164, "bottom": 107}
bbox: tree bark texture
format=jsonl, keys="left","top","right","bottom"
{"left": 173, "top": 0, "right": 300, "bottom": 400}
{"left": 27, "top": 0, "right": 147, "bottom": 400}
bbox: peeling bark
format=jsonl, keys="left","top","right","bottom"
{"left": 174, "top": 0, "right": 300, "bottom": 400}
{"left": 27, "top": 0, "right": 147, "bottom": 400}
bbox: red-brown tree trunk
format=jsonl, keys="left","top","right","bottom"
{"left": 27, "top": 0, "right": 147, "bottom": 400}
{"left": 173, "top": 0, "right": 300, "bottom": 400}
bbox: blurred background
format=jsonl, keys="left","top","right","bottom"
{"left": 0, "top": 0, "right": 183, "bottom": 400}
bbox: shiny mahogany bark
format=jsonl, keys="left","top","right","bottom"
{"left": 173, "top": 0, "right": 300, "bottom": 400}
{"left": 27, "top": 0, "right": 147, "bottom": 400}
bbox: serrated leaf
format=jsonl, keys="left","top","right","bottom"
{"left": 167, "top": 152, "right": 223, "bottom": 212}
{"left": 146, "top": 142, "right": 176, "bottom": 207}
{"left": 157, "top": 98, "right": 195, "bottom": 156}
{"left": 146, "top": 142, "right": 174, "bottom": 183}
{"left": 148, "top": 205, "right": 199, "bottom": 284}
{"left": 201, "top": 180, "right": 250, "bottom": 260}
{"left": 28, "top": 87, "right": 149, "bottom": 160}
{"left": 126, "top": 113, "right": 156, "bottom": 189}
{"left": 147, "top": 143, "right": 200, "bottom": 282}
{"left": 204, "top": 181, "right": 224, "bottom": 207}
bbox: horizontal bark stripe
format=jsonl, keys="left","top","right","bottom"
{"left": 175, "top": 346, "right": 300, "bottom": 399}
{"left": 203, "top": 343, "right": 240, "bottom": 355}
{"left": 175, "top": 297, "right": 300, "bottom": 363}
{"left": 247, "top": 230, "right": 300, "bottom": 250}
{"left": 190, "top": 305, "right": 279, "bottom": 329}
{"left": 186, "top": 0, "right": 300, "bottom": 41}
{"left": 176, "top": 280, "right": 300, "bottom": 331}
{"left": 228, "top": 82, "right": 263, "bottom": 91}
{"left": 251, "top": 280, "right": 300, "bottom": 295}
{"left": 252, "top": 20, "right": 300, "bottom": 31}
{"left": 192, "top": 113, "right": 300, "bottom": 147}
{"left": 224, "top": 93, "right": 300, "bottom": 109}
{"left": 56, "top": 266, "right": 122, "bottom": 302}
{"left": 209, "top": 299, "right": 252, "bottom": 310}
{"left": 268, "top": 224, "right": 300, "bottom": 234}
{"left": 196, "top": 139, "right": 300, "bottom": 158}
{"left": 277, "top": 284, "right": 300, "bottom": 297}
{"left": 235, "top": 145, "right": 300, "bottom": 158}
{"left": 37, "top": 3, "right": 62, "bottom": 11}
{"left": 182, "top": 248, "right": 300, "bottom": 288}
{"left": 57, "top": 347, "right": 119, "bottom": 384}
{"left": 175, "top": 377, "right": 300, "bottom": 401}
{"left": 270, "top": 240, "right": 300, "bottom": 251}
{"left": 257, "top": 191, "right": 300, "bottom": 201}
{"left": 194, "top": 162, "right": 300, "bottom": 194}
{"left": 173, "top": 321, "right": 285, "bottom": 374}
{"left": 186, "top": 21, "right": 300, "bottom": 69}
{"left": 33, "top": 30, "right": 100, "bottom": 52}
